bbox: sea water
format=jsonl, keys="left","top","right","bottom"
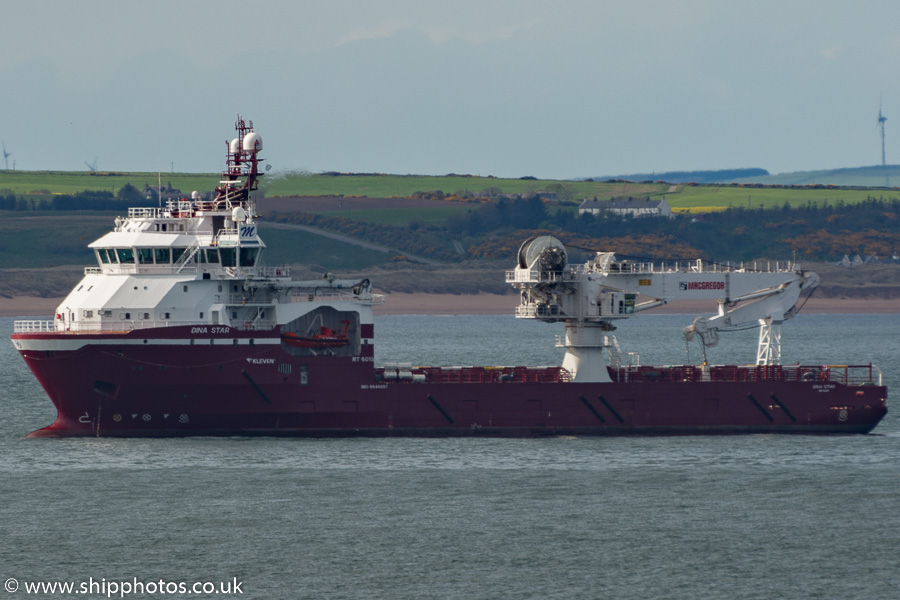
{"left": 1, "top": 314, "right": 898, "bottom": 599}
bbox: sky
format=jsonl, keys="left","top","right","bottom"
{"left": 2, "top": 0, "right": 900, "bottom": 179}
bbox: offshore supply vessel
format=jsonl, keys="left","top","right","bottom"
{"left": 11, "top": 118, "right": 887, "bottom": 437}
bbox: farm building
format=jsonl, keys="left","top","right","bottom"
{"left": 578, "top": 196, "right": 673, "bottom": 218}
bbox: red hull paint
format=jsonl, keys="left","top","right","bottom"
{"left": 14, "top": 329, "right": 887, "bottom": 438}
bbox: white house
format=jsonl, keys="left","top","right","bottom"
{"left": 578, "top": 196, "right": 673, "bottom": 218}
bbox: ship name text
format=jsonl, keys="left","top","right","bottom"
{"left": 191, "top": 326, "right": 232, "bottom": 334}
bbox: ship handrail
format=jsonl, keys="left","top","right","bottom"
{"left": 288, "top": 291, "right": 377, "bottom": 304}
{"left": 606, "top": 363, "right": 883, "bottom": 386}
{"left": 257, "top": 266, "right": 290, "bottom": 278}
{"left": 128, "top": 207, "right": 163, "bottom": 219}
{"left": 88, "top": 264, "right": 202, "bottom": 275}
{"left": 376, "top": 365, "right": 571, "bottom": 384}
{"left": 88, "top": 264, "right": 287, "bottom": 277}
{"left": 14, "top": 319, "right": 277, "bottom": 334}
{"left": 224, "top": 292, "right": 277, "bottom": 305}
{"left": 174, "top": 239, "right": 203, "bottom": 273}
{"left": 13, "top": 320, "right": 56, "bottom": 333}
{"left": 507, "top": 260, "right": 803, "bottom": 281}
{"left": 215, "top": 228, "right": 239, "bottom": 242}
{"left": 517, "top": 303, "right": 562, "bottom": 318}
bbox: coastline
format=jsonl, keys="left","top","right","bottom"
{"left": 2, "top": 293, "right": 898, "bottom": 318}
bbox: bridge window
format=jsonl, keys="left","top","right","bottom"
{"left": 240, "top": 247, "right": 259, "bottom": 267}
{"left": 219, "top": 248, "right": 237, "bottom": 267}
{"left": 171, "top": 248, "right": 186, "bottom": 263}
{"left": 116, "top": 248, "right": 134, "bottom": 264}
{"left": 137, "top": 248, "right": 154, "bottom": 264}
{"left": 205, "top": 249, "right": 220, "bottom": 264}
{"left": 97, "top": 249, "right": 112, "bottom": 264}
{"left": 155, "top": 248, "right": 171, "bottom": 264}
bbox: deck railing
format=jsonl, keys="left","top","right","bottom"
{"left": 607, "top": 364, "right": 882, "bottom": 386}
{"left": 14, "top": 319, "right": 276, "bottom": 334}
{"left": 376, "top": 365, "right": 571, "bottom": 384}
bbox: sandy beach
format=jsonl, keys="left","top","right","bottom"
{"left": 1, "top": 293, "right": 897, "bottom": 318}
{"left": 374, "top": 293, "right": 900, "bottom": 315}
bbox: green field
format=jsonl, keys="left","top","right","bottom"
{"left": 0, "top": 171, "right": 220, "bottom": 196}
{"left": 315, "top": 205, "right": 472, "bottom": 226}
{"left": 0, "top": 214, "right": 109, "bottom": 268}
{"left": 0, "top": 169, "right": 666, "bottom": 202}
{"left": 0, "top": 213, "right": 391, "bottom": 271}
{"left": 2, "top": 170, "right": 898, "bottom": 214}
{"left": 258, "top": 228, "right": 392, "bottom": 270}
{"left": 668, "top": 185, "right": 895, "bottom": 209}
{"left": 261, "top": 172, "right": 666, "bottom": 200}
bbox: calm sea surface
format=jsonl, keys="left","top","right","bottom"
{"left": 1, "top": 313, "right": 898, "bottom": 599}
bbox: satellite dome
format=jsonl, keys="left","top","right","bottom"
{"left": 191, "top": 191, "right": 201, "bottom": 200}
{"left": 229, "top": 138, "right": 240, "bottom": 154}
{"left": 242, "top": 131, "right": 263, "bottom": 153}
{"left": 232, "top": 206, "right": 247, "bottom": 222}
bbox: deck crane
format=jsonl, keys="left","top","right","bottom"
{"left": 508, "top": 236, "right": 819, "bottom": 383}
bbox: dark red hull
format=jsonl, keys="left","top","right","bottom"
{"left": 14, "top": 328, "right": 887, "bottom": 438}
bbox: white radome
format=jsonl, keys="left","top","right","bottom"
{"left": 242, "top": 131, "right": 262, "bottom": 152}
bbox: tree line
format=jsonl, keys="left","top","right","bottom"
{"left": 0, "top": 184, "right": 148, "bottom": 211}
{"left": 446, "top": 195, "right": 900, "bottom": 261}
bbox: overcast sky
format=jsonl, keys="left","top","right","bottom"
{"left": 2, "top": 0, "right": 899, "bottom": 179}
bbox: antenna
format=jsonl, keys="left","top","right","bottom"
{"left": 85, "top": 156, "right": 99, "bottom": 172}
{"left": 2, "top": 141, "right": 11, "bottom": 170}
{"left": 878, "top": 96, "right": 887, "bottom": 167}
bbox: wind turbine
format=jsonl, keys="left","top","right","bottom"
{"left": 2, "top": 142, "right": 10, "bottom": 170}
{"left": 878, "top": 97, "right": 887, "bottom": 166}
{"left": 85, "top": 156, "right": 99, "bottom": 172}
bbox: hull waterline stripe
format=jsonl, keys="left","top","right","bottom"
{"left": 427, "top": 394, "right": 454, "bottom": 424}
{"left": 578, "top": 395, "right": 606, "bottom": 423}
{"left": 242, "top": 370, "right": 272, "bottom": 404}
{"left": 747, "top": 393, "right": 774, "bottom": 422}
{"left": 14, "top": 337, "right": 282, "bottom": 352}
{"left": 597, "top": 395, "right": 625, "bottom": 424}
{"left": 769, "top": 393, "right": 797, "bottom": 422}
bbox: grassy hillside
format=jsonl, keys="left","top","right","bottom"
{"left": 259, "top": 227, "right": 394, "bottom": 271}
{"left": 2, "top": 169, "right": 899, "bottom": 300}
{"left": 4, "top": 169, "right": 899, "bottom": 213}
{"left": 0, "top": 169, "right": 668, "bottom": 203}
{"left": 736, "top": 165, "right": 900, "bottom": 187}
{"left": 0, "top": 171, "right": 219, "bottom": 196}
{"left": 314, "top": 205, "right": 472, "bottom": 226}
{"left": 261, "top": 172, "right": 664, "bottom": 199}
{"left": 664, "top": 185, "right": 894, "bottom": 210}
{"left": 0, "top": 214, "right": 108, "bottom": 268}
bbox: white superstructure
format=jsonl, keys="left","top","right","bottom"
{"left": 16, "top": 116, "right": 377, "bottom": 339}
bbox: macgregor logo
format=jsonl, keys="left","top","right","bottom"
{"left": 679, "top": 281, "right": 725, "bottom": 290}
